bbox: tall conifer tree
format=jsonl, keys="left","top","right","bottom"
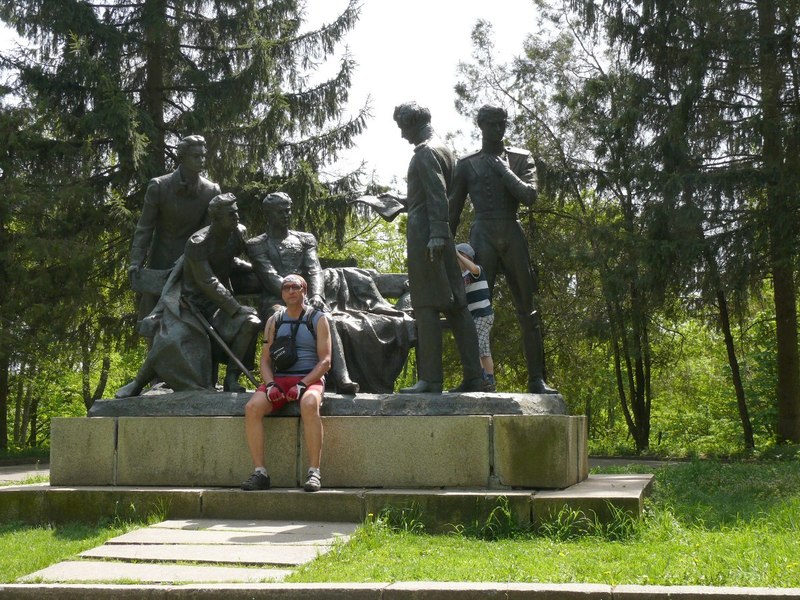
{"left": 0, "top": 0, "right": 366, "bottom": 434}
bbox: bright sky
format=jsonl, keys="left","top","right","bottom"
{"left": 308, "top": 0, "right": 539, "bottom": 187}
{"left": 1, "top": 0, "right": 540, "bottom": 186}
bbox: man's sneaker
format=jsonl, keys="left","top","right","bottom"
{"left": 240, "top": 470, "right": 271, "bottom": 491}
{"left": 304, "top": 469, "right": 321, "bottom": 492}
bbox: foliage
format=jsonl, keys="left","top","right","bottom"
{"left": 452, "top": 0, "right": 800, "bottom": 451}
{"left": 290, "top": 460, "right": 800, "bottom": 586}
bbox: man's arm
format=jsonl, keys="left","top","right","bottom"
{"left": 449, "top": 160, "right": 469, "bottom": 236}
{"left": 489, "top": 149, "right": 538, "bottom": 206}
{"left": 184, "top": 241, "right": 242, "bottom": 316}
{"left": 259, "top": 315, "right": 277, "bottom": 384}
{"left": 299, "top": 233, "right": 327, "bottom": 309}
{"left": 416, "top": 148, "right": 451, "bottom": 261}
{"left": 456, "top": 252, "right": 480, "bottom": 277}
{"left": 301, "top": 314, "right": 332, "bottom": 387}
{"left": 246, "top": 237, "right": 283, "bottom": 298}
{"left": 129, "top": 179, "right": 160, "bottom": 272}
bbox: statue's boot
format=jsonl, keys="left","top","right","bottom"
{"left": 448, "top": 377, "right": 485, "bottom": 393}
{"left": 114, "top": 375, "right": 149, "bottom": 398}
{"left": 223, "top": 319, "right": 260, "bottom": 393}
{"left": 330, "top": 320, "right": 360, "bottom": 394}
{"left": 223, "top": 369, "right": 246, "bottom": 392}
{"left": 399, "top": 380, "right": 443, "bottom": 394}
{"left": 520, "top": 310, "right": 558, "bottom": 395}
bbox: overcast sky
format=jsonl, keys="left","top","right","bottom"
{"left": 1, "top": 0, "right": 540, "bottom": 186}
{"left": 309, "top": 0, "right": 539, "bottom": 187}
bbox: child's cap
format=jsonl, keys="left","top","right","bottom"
{"left": 455, "top": 243, "right": 475, "bottom": 259}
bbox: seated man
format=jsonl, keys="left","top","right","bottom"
{"left": 115, "top": 194, "right": 262, "bottom": 396}
{"left": 241, "top": 274, "right": 332, "bottom": 493}
{"left": 247, "top": 192, "right": 359, "bottom": 394}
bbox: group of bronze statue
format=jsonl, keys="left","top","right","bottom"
{"left": 115, "top": 103, "right": 556, "bottom": 400}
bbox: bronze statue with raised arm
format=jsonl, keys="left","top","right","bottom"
{"left": 449, "top": 105, "right": 557, "bottom": 394}
{"left": 381, "top": 102, "right": 483, "bottom": 394}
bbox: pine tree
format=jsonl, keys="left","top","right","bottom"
{"left": 571, "top": 0, "right": 800, "bottom": 443}
{"left": 0, "top": 0, "right": 366, "bottom": 432}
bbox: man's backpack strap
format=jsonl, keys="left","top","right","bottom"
{"left": 302, "top": 306, "right": 318, "bottom": 340}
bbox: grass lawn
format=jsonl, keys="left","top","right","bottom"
{"left": 290, "top": 460, "right": 800, "bottom": 587}
{"left": 0, "top": 520, "right": 143, "bottom": 583}
{"left": 0, "top": 460, "right": 797, "bottom": 586}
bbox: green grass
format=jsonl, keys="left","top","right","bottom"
{"left": 288, "top": 460, "right": 800, "bottom": 587}
{"left": 0, "top": 475, "right": 50, "bottom": 487}
{"left": 0, "top": 520, "right": 142, "bottom": 583}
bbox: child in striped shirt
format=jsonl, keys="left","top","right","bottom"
{"left": 455, "top": 243, "right": 496, "bottom": 392}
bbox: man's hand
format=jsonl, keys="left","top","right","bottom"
{"left": 286, "top": 381, "right": 308, "bottom": 402}
{"left": 486, "top": 153, "right": 512, "bottom": 176}
{"left": 266, "top": 382, "right": 285, "bottom": 403}
{"left": 237, "top": 305, "right": 259, "bottom": 317}
{"left": 127, "top": 263, "right": 141, "bottom": 287}
{"left": 308, "top": 294, "right": 328, "bottom": 311}
{"left": 427, "top": 237, "right": 446, "bottom": 262}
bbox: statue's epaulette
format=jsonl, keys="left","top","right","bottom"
{"left": 505, "top": 146, "right": 532, "bottom": 158}
{"left": 246, "top": 232, "right": 268, "bottom": 248}
{"left": 146, "top": 171, "right": 170, "bottom": 189}
{"left": 459, "top": 148, "right": 482, "bottom": 161}
{"left": 291, "top": 229, "right": 318, "bottom": 247}
{"left": 184, "top": 226, "right": 211, "bottom": 258}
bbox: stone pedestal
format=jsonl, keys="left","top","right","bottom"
{"left": 51, "top": 391, "right": 588, "bottom": 490}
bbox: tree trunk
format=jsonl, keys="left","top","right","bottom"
{"left": 0, "top": 349, "right": 8, "bottom": 452}
{"left": 717, "top": 288, "right": 755, "bottom": 449}
{"left": 27, "top": 394, "right": 39, "bottom": 447}
{"left": 18, "top": 381, "right": 33, "bottom": 447}
{"left": 13, "top": 364, "right": 24, "bottom": 445}
{"left": 88, "top": 355, "right": 112, "bottom": 412}
{"left": 143, "top": 0, "right": 168, "bottom": 175}
{"left": 758, "top": 0, "right": 800, "bottom": 443}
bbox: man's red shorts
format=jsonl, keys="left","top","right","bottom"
{"left": 257, "top": 376, "right": 325, "bottom": 411}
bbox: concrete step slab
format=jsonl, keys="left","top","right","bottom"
{"left": 19, "top": 560, "right": 291, "bottom": 583}
{"left": 1, "top": 476, "right": 653, "bottom": 530}
{"left": 80, "top": 542, "right": 324, "bottom": 565}
{"left": 105, "top": 528, "right": 346, "bottom": 546}
{"left": 151, "top": 518, "right": 358, "bottom": 536}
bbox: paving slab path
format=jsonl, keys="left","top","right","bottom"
{"left": 20, "top": 518, "right": 358, "bottom": 585}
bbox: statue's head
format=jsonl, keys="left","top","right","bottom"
{"left": 476, "top": 105, "right": 508, "bottom": 145}
{"left": 393, "top": 102, "right": 431, "bottom": 145}
{"left": 262, "top": 191, "right": 292, "bottom": 228}
{"left": 176, "top": 135, "right": 207, "bottom": 172}
{"left": 208, "top": 193, "right": 238, "bottom": 231}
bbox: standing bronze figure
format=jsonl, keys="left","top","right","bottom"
{"left": 382, "top": 102, "right": 483, "bottom": 394}
{"left": 128, "top": 135, "right": 221, "bottom": 319}
{"left": 449, "top": 105, "right": 556, "bottom": 394}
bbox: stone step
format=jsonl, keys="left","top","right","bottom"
{"left": 105, "top": 527, "right": 349, "bottom": 546}
{"left": 0, "top": 475, "right": 654, "bottom": 531}
{"left": 19, "top": 560, "right": 290, "bottom": 584}
{"left": 20, "top": 518, "right": 352, "bottom": 585}
{"left": 80, "top": 543, "right": 322, "bottom": 566}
